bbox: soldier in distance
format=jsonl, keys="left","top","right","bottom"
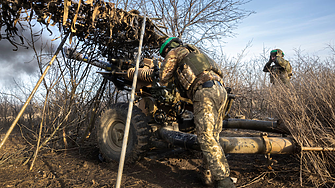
{"left": 263, "top": 49, "right": 293, "bottom": 86}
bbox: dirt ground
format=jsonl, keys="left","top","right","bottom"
{"left": 0, "top": 128, "right": 313, "bottom": 188}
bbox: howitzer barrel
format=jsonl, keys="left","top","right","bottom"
{"left": 64, "top": 47, "right": 111, "bottom": 70}
{"left": 223, "top": 118, "right": 290, "bottom": 134}
{"left": 64, "top": 47, "right": 155, "bottom": 83}
{"left": 159, "top": 127, "right": 296, "bottom": 154}
{"left": 87, "top": 59, "right": 111, "bottom": 70}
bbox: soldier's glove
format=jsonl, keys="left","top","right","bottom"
{"left": 263, "top": 61, "right": 272, "bottom": 72}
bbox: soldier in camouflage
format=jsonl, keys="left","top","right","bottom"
{"left": 263, "top": 49, "right": 292, "bottom": 86}
{"left": 159, "top": 37, "right": 235, "bottom": 188}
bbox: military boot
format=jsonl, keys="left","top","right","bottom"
{"left": 215, "top": 177, "right": 236, "bottom": 188}
{"left": 198, "top": 169, "right": 213, "bottom": 187}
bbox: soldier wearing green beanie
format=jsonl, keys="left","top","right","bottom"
{"left": 159, "top": 37, "right": 236, "bottom": 188}
{"left": 263, "top": 49, "right": 292, "bottom": 85}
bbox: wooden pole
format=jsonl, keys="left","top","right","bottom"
{"left": 115, "top": 14, "right": 147, "bottom": 188}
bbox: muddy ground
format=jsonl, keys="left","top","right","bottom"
{"left": 0, "top": 127, "right": 313, "bottom": 188}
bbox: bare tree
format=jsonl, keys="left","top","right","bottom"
{"left": 132, "top": 0, "right": 254, "bottom": 50}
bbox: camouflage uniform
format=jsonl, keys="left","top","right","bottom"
{"left": 160, "top": 46, "right": 230, "bottom": 181}
{"left": 263, "top": 49, "right": 292, "bottom": 85}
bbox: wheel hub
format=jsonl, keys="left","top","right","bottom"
{"left": 110, "top": 122, "right": 125, "bottom": 148}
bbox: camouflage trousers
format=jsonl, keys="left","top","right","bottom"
{"left": 193, "top": 83, "right": 229, "bottom": 181}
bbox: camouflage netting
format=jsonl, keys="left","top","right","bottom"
{"left": 0, "top": 0, "right": 167, "bottom": 57}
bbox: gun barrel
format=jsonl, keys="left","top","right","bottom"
{"left": 88, "top": 59, "right": 111, "bottom": 70}
{"left": 159, "top": 127, "right": 296, "bottom": 154}
{"left": 63, "top": 47, "right": 111, "bottom": 70}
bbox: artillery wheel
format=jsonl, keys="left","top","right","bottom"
{"left": 97, "top": 103, "right": 150, "bottom": 164}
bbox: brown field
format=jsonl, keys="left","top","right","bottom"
{"left": 1, "top": 127, "right": 311, "bottom": 188}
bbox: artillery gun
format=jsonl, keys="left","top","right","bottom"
{"left": 64, "top": 47, "right": 297, "bottom": 164}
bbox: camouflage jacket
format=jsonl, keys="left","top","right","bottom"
{"left": 160, "top": 46, "right": 223, "bottom": 100}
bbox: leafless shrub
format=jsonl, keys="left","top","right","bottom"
{"left": 220, "top": 43, "right": 272, "bottom": 119}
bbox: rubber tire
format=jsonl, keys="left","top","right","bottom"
{"left": 97, "top": 103, "right": 150, "bottom": 164}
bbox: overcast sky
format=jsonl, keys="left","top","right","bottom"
{"left": 0, "top": 25, "right": 59, "bottom": 92}
{"left": 223, "top": 0, "right": 335, "bottom": 59}
{"left": 1, "top": 0, "right": 335, "bottom": 89}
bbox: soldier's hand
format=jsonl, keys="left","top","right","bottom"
{"left": 263, "top": 61, "right": 272, "bottom": 72}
